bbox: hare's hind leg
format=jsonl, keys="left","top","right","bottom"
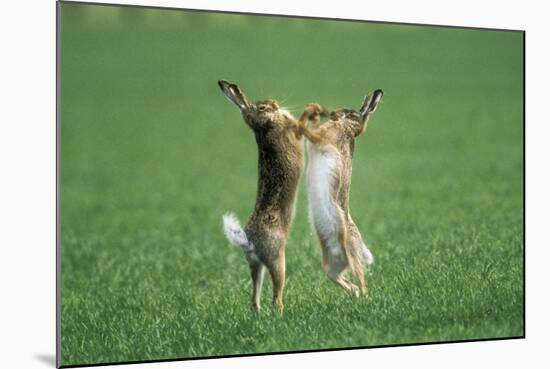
{"left": 352, "top": 265, "right": 367, "bottom": 296}
{"left": 325, "top": 227, "right": 361, "bottom": 296}
{"left": 349, "top": 233, "right": 371, "bottom": 296}
{"left": 319, "top": 236, "right": 348, "bottom": 290}
{"left": 249, "top": 259, "right": 266, "bottom": 311}
{"left": 352, "top": 246, "right": 368, "bottom": 296}
{"left": 266, "top": 249, "right": 286, "bottom": 313}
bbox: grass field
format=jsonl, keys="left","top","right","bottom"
{"left": 59, "top": 3, "right": 524, "bottom": 367}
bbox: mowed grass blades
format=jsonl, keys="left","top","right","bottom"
{"left": 59, "top": 3, "right": 524, "bottom": 367}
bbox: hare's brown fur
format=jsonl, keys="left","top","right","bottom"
{"left": 219, "top": 82, "right": 306, "bottom": 312}
{"left": 299, "top": 91, "right": 382, "bottom": 295}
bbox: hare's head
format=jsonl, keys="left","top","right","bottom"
{"left": 328, "top": 89, "right": 383, "bottom": 136}
{"left": 329, "top": 108, "right": 361, "bottom": 123}
{"left": 330, "top": 89, "right": 383, "bottom": 124}
{"left": 218, "top": 80, "right": 291, "bottom": 130}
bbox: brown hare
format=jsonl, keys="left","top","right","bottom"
{"left": 218, "top": 80, "right": 306, "bottom": 313}
{"left": 298, "top": 90, "right": 383, "bottom": 296}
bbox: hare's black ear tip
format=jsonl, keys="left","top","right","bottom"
{"left": 217, "top": 80, "right": 227, "bottom": 90}
{"left": 373, "top": 89, "right": 383, "bottom": 106}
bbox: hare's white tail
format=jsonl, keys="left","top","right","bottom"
{"left": 223, "top": 212, "right": 253, "bottom": 252}
{"left": 362, "top": 243, "right": 374, "bottom": 266}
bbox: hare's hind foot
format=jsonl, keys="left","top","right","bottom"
{"left": 342, "top": 279, "right": 369, "bottom": 298}
{"left": 347, "top": 282, "right": 361, "bottom": 297}
{"left": 272, "top": 299, "right": 284, "bottom": 315}
{"left": 326, "top": 261, "right": 364, "bottom": 297}
{"left": 335, "top": 277, "right": 361, "bottom": 297}
{"left": 327, "top": 269, "right": 360, "bottom": 296}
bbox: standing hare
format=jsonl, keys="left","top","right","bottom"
{"left": 299, "top": 90, "right": 383, "bottom": 296}
{"left": 218, "top": 80, "right": 305, "bottom": 312}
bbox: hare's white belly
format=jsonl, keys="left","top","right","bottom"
{"left": 307, "top": 145, "right": 343, "bottom": 258}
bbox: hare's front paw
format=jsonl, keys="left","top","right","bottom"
{"left": 305, "top": 103, "right": 323, "bottom": 119}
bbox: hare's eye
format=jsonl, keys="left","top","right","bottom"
{"left": 258, "top": 105, "right": 267, "bottom": 112}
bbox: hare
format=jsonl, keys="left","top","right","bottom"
{"left": 218, "top": 80, "right": 306, "bottom": 312}
{"left": 298, "top": 90, "right": 383, "bottom": 296}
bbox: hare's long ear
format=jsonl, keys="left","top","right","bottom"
{"left": 218, "top": 80, "right": 250, "bottom": 110}
{"left": 359, "top": 89, "right": 383, "bottom": 124}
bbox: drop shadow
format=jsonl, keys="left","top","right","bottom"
{"left": 34, "top": 353, "right": 57, "bottom": 367}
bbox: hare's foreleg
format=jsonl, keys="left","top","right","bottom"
{"left": 296, "top": 104, "right": 324, "bottom": 143}
{"left": 299, "top": 103, "right": 324, "bottom": 126}
{"left": 297, "top": 121, "right": 323, "bottom": 143}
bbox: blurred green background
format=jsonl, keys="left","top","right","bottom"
{"left": 60, "top": 2, "right": 524, "bottom": 367}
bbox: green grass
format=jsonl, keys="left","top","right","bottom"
{"left": 59, "top": 3, "right": 524, "bottom": 367}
